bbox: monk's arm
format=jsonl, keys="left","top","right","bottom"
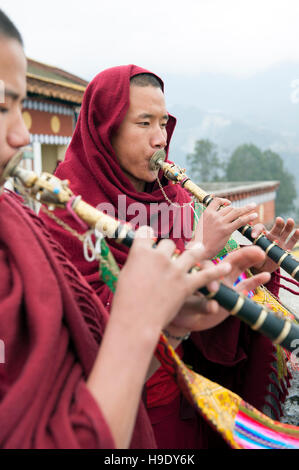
{"left": 86, "top": 227, "right": 231, "bottom": 448}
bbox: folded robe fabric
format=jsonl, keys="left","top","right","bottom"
{"left": 0, "top": 191, "right": 156, "bottom": 449}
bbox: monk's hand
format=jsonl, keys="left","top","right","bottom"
{"left": 167, "top": 246, "right": 270, "bottom": 333}
{"left": 250, "top": 217, "right": 299, "bottom": 274}
{"left": 192, "top": 197, "right": 258, "bottom": 260}
{"left": 114, "top": 228, "right": 232, "bottom": 335}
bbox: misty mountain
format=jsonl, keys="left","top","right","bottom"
{"left": 168, "top": 105, "right": 299, "bottom": 171}
{"left": 164, "top": 61, "right": 299, "bottom": 134}
{"left": 163, "top": 62, "right": 299, "bottom": 196}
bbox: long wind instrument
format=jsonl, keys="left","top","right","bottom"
{"left": 3, "top": 153, "right": 299, "bottom": 450}
{"left": 150, "top": 150, "right": 299, "bottom": 283}
{"left": 2, "top": 151, "right": 299, "bottom": 354}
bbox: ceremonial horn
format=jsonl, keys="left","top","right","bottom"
{"left": 2, "top": 152, "right": 299, "bottom": 352}
{"left": 150, "top": 150, "right": 299, "bottom": 283}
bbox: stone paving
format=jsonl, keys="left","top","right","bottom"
{"left": 279, "top": 278, "right": 299, "bottom": 426}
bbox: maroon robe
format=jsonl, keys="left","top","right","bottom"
{"left": 0, "top": 191, "right": 156, "bottom": 449}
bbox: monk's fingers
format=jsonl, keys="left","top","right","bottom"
{"left": 198, "top": 198, "right": 234, "bottom": 221}
{"left": 266, "top": 217, "right": 285, "bottom": 240}
{"left": 187, "top": 261, "right": 232, "bottom": 294}
{"left": 172, "top": 296, "right": 223, "bottom": 331}
{"left": 277, "top": 218, "right": 296, "bottom": 243}
{"left": 225, "top": 246, "right": 266, "bottom": 277}
{"left": 191, "top": 297, "right": 220, "bottom": 315}
{"left": 155, "top": 238, "right": 177, "bottom": 257}
{"left": 250, "top": 223, "right": 266, "bottom": 239}
{"left": 205, "top": 299, "right": 220, "bottom": 314}
{"left": 175, "top": 243, "right": 207, "bottom": 271}
{"left": 133, "top": 225, "right": 156, "bottom": 246}
{"left": 187, "top": 293, "right": 211, "bottom": 313}
{"left": 133, "top": 228, "right": 177, "bottom": 258}
{"left": 230, "top": 211, "right": 259, "bottom": 232}
{"left": 285, "top": 228, "right": 299, "bottom": 251}
{"left": 234, "top": 272, "right": 271, "bottom": 294}
{"left": 223, "top": 203, "right": 257, "bottom": 224}
{"left": 206, "top": 197, "right": 231, "bottom": 213}
{"left": 182, "top": 303, "right": 229, "bottom": 331}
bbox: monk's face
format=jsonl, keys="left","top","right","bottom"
{"left": 0, "top": 37, "right": 29, "bottom": 180}
{"left": 111, "top": 85, "right": 168, "bottom": 192}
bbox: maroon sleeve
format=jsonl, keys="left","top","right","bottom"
{"left": 66, "top": 381, "right": 115, "bottom": 449}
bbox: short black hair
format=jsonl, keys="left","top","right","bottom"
{"left": 0, "top": 9, "right": 23, "bottom": 46}
{"left": 130, "top": 73, "right": 162, "bottom": 90}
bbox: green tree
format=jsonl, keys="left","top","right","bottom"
{"left": 225, "top": 144, "right": 297, "bottom": 217}
{"left": 186, "top": 139, "right": 223, "bottom": 182}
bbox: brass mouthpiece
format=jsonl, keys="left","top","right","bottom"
{"left": 149, "top": 149, "right": 167, "bottom": 171}
{"left": 0, "top": 149, "right": 25, "bottom": 185}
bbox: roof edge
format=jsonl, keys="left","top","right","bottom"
{"left": 201, "top": 181, "right": 281, "bottom": 196}
{"left": 26, "top": 73, "right": 87, "bottom": 92}
{"left": 27, "top": 57, "right": 89, "bottom": 86}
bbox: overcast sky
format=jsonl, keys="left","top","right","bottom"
{"left": 1, "top": 0, "right": 299, "bottom": 81}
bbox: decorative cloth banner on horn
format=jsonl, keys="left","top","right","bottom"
{"left": 155, "top": 335, "right": 299, "bottom": 450}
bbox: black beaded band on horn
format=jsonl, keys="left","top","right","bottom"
{"left": 241, "top": 225, "right": 299, "bottom": 282}
{"left": 114, "top": 224, "right": 135, "bottom": 248}
{"left": 200, "top": 284, "right": 299, "bottom": 351}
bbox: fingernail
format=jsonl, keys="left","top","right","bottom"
{"left": 137, "top": 225, "right": 154, "bottom": 239}
{"left": 209, "top": 281, "right": 219, "bottom": 292}
{"left": 187, "top": 242, "right": 204, "bottom": 251}
{"left": 250, "top": 212, "right": 258, "bottom": 219}
{"left": 220, "top": 262, "right": 231, "bottom": 274}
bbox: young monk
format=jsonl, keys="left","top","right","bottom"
{"left": 0, "top": 9, "right": 276, "bottom": 449}
{"left": 41, "top": 70, "right": 298, "bottom": 446}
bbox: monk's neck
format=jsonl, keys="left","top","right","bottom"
{"left": 122, "top": 170, "right": 146, "bottom": 193}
